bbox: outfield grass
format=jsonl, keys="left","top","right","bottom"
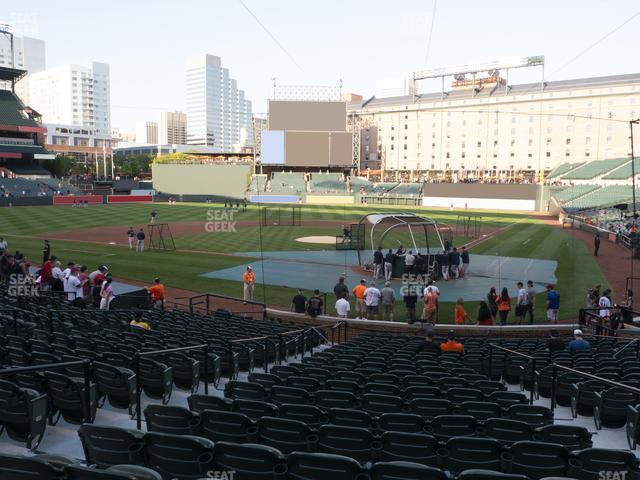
{"left": 0, "top": 202, "right": 609, "bottom": 323}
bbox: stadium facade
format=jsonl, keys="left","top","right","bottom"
{"left": 347, "top": 72, "right": 640, "bottom": 180}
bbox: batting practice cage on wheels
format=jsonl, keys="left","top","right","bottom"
{"left": 356, "top": 212, "right": 446, "bottom": 278}
{"left": 148, "top": 223, "right": 176, "bottom": 251}
{"left": 260, "top": 206, "right": 302, "bottom": 226}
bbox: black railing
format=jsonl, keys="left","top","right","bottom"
{"left": 488, "top": 344, "right": 536, "bottom": 405}
{"left": 0, "top": 359, "right": 93, "bottom": 423}
{"left": 133, "top": 343, "right": 210, "bottom": 430}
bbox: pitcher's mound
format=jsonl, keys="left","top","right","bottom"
{"left": 295, "top": 235, "right": 337, "bottom": 244}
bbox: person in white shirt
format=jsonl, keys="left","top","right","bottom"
{"left": 335, "top": 297, "right": 350, "bottom": 318}
{"left": 599, "top": 291, "right": 612, "bottom": 319}
{"left": 0, "top": 238, "right": 7, "bottom": 253}
{"left": 67, "top": 268, "right": 83, "bottom": 303}
{"left": 61, "top": 261, "right": 74, "bottom": 294}
{"left": 364, "top": 282, "right": 381, "bottom": 320}
{"left": 515, "top": 281, "right": 528, "bottom": 325}
{"left": 404, "top": 251, "right": 416, "bottom": 274}
{"left": 51, "top": 261, "right": 64, "bottom": 291}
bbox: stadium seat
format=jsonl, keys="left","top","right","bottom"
{"left": 505, "top": 404, "right": 553, "bottom": 427}
{"left": 44, "top": 370, "right": 97, "bottom": 425}
{"left": 360, "top": 394, "right": 406, "bottom": 416}
{"left": 555, "top": 372, "right": 585, "bottom": 407}
{"left": 279, "top": 403, "right": 327, "bottom": 428}
{"left": 446, "top": 388, "right": 484, "bottom": 404}
{"left": 138, "top": 359, "right": 173, "bottom": 405}
{"left": 327, "top": 408, "right": 372, "bottom": 429}
{"left": 78, "top": 424, "right": 145, "bottom": 468}
{"left": 187, "top": 394, "right": 230, "bottom": 413}
{"left": 501, "top": 441, "right": 569, "bottom": 479}
{"left": 456, "top": 470, "right": 528, "bottom": 480}
{"left": 594, "top": 386, "right": 640, "bottom": 429}
{"left": 164, "top": 352, "right": 200, "bottom": 393}
{"left": 533, "top": 425, "right": 592, "bottom": 451}
{"left": 324, "top": 379, "right": 360, "bottom": 395}
{"left": 488, "top": 391, "right": 528, "bottom": 410}
{"left": 211, "top": 442, "right": 286, "bottom": 480}
{"left": 248, "top": 372, "right": 282, "bottom": 391}
{"left": 93, "top": 362, "right": 137, "bottom": 414}
{"left": 408, "top": 398, "right": 454, "bottom": 419}
{"left": 378, "top": 431, "right": 439, "bottom": 466}
{"left": 480, "top": 418, "right": 532, "bottom": 445}
{"left": 269, "top": 386, "right": 311, "bottom": 405}
{"left": 225, "top": 380, "right": 268, "bottom": 401}
{"left": 568, "top": 448, "right": 640, "bottom": 480}
{"left": 63, "top": 464, "right": 163, "bottom": 480}
{"left": 314, "top": 390, "right": 358, "bottom": 410}
{"left": 257, "top": 416, "right": 318, "bottom": 454}
{"left": 473, "top": 380, "right": 507, "bottom": 397}
{"left": 377, "top": 413, "right": 425, "bottom": 434}
{"left": 369, "top": 461, "right": 447, "bottom": 480}
{"left": 231, "top": 399, "right": 279, "bottom": 421}
{"left": 0, "top": 453, "right": 73, "bottom": 480}
{"left": 200, "top": 410, "right": 258, "bottom": 443}
{"left": 143, "top": 405, "right": 201, "bottom": 435}
{"left": 286, "top": 451, "right": 364, "bottom": 480}
{"left": 457, "top": 401, "right": 502, "bottom": 421}
{"left": 143, "top": 431, "right": 215, "bottom": 480}
{"left": 403, "top": 385, "right": 441, "bottom": 400}
{"left": 317, "top": 424, "right": 379, "bottom": 463}
{"left": 425, "top": 415, "right": 478, "bottom": 442}
{"left": 437, "top": 437, "right": 503, "bottom": 474}
{"left": 0, "top": 379, "right": 48, "bottom": 449}
{"left": 286, "top": 376, "right": 322, "bottom": 393}
{"left": 364, "top": 382, "right": 402, "bottom": 397}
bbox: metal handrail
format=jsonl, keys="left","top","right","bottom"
{"left": 488, "top": 343, "right": 536, "bottom": 405}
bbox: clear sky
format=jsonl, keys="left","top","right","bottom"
{"left": 6, "top": 0, "right": 640, "bottom": 131}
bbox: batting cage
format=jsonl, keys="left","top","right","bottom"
{"left": 260, "top": 206, "right": 302, "bottom": 227}
{"left": 148, "top": 223, "right": 176, "bottom": 251}
{"left": 456, "top": 214, "right": 483, "bottom": 238}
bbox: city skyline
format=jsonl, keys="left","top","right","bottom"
{"left": 3, "top": 0, "right": 640, "bottom": 132}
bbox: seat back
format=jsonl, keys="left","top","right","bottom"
{"left": 279, "top": 403, "right": 327, "bottom": 428}
{"left": 187, "top": 394, "right": 230, "bottom": 414}
{"left": 506, "top": 405, "right": 553, "bottom": 427}
{"left": 64, "top": 464, "right": 162, "bottom": 479}
{"left": 426, "top": 415, "right": 477, "bottom": 441}
{"left": 379, "top": 431, "right": 439, "bottom": 466}
{"left": 231, "top": 399, "right": 278, "bottom": 420}
{"left": 269, "top": 386, "right": 311, "bottom": 406}
{"left": 144, "top": 405, "right": 201, "bottom": 436}
{"left": 211, "top": 441, "right": 286, "bottom": 480}
{"left": 369, "top": 461, "right": 447, "bottom": 480}
{"left": 0, "top": 453, "right": 68, "bottom": 480}
{"left": 0, "top": 379, "right": 48, "bottom": 449}
{"left": 200, "top": 410, "right": 257, "bottom": 444}
{"left": 44, "top": 370, "right": 96, "bottom": 424}
{"left": 143, "top": 431, "right": 215, "bottom": 480}
{"left": 533, "top": 424, "right": 592, "bottom": 451}
{"left": 437, "top": 437, "right": 502, "bottom": 474}
{"left": 502, "top": 441, "right": 569, "bottom": 479}
{"left": 481, "top": 418, "right": 532, "bottom": 445}
{"left": 78, "top": 424, "right": 145, "bottom": 468}
{"left": 377, "top": 413, "right": 425, "bottom": 434}
{"left": 408, "top": 398, "right": 454, "bottom": 419}
{"left": 286, "top": 452, "right": 364, "bottom": 480}
{"left": 327, "top": 408, "right": 372, "bottom": 429}
{"left": 256, "top": 416, "right": 316, "bottom": 454}
{"left": 317, "top": 425, "right": 378, "bottom": 463}
{"left": 361, "top": 394, "right": 406, "bottom": 416}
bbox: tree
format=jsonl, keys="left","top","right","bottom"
{"left": 42, "top": 155, "right": 76, "bottom": 177}
{"left": 114, "top": 153, "right": 153, "bottom": 177}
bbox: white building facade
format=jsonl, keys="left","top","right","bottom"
{"left": 158, "top": 111, "right": 187, "bottom": 145}
{"left": 185, "top": 54, "right": 252, "bottom": 151}
{"left": 348, "top": 73, "right": 640, "bottom": 179}
{"left": 135, "top": 121, "right": 158, "bottom": 145}
{"left": 0, "top": 27, "right": 46, "bottom": 104}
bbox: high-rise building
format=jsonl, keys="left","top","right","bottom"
{"left": 0, "top": 24, "right": 46, "bottom": 104}
{"left": 185, "top": 54, "right": 252, "bottom": 151}
{"left": 159, "top": 111, "right": 187, "bottom": 145}
{"left": 135, "top": 121, "right": 158, "bottom": 145}
{"left": 27, "top": 61, "right": 112, "bottom": 159}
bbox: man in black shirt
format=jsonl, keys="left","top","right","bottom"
{"left": 594, "top": 233, "right": 600, "bottom": 256}
{"left": 403, "top": 285, "right": 418, "bottom": 324}
{"left": 415, "top": 331, "right": 440, "bottom": 354}
{"left": 546, "top": 331, "right": 566, "bottom": 353}
{"left": 136, "top": 228, "right": 145, "bottom": 252}
{"left": 384, "top": 249, "right": 395, "bottom": 281}
{"left": 333, "top": 276, "right": 349, "bottom": 300}
{"left": 373, "top": 247, "right": 384, "bottom": 279}
{"left": 449, "top": 247, "right": 461, "bottom": 279}
{"left": 307, "top": 289, "right": 323, "bottom": 317}
{"left": 291, "top": 289, "right": 307, "bottom": 314}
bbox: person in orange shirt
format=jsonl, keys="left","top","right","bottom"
{"left": 146, "top": 277, "right": 165, "bottom": 309}
{"left": 454, "top": 297, "right": 469, "bottom": 325}
{"left": 243, "top": 266, "right": 255, "bottom": 303}
{"left": 497, "top": 287, "right": 511, "bottom": 326}
{"left": 440, "top": 330, "right": 465, "bottom": 353}
{"left": 423, "top": 286, "right": 437, "bottom": 324}
{"left": 352, "top": 279, "right": 367, "bottom": 320}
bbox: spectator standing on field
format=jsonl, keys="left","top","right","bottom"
{"left": 460, "top": 246, "right": 470, "bottom": 277}
{"left": 515, "top": 282, "right": 528, "bottom": 325}
{"left": 147, "top": 277, "right": 165, "bottom": 309}
{"left": 136, "top": 228, "right": 145, "bottom": 252}
{"left": 352, "top": 279, "right": 367, "bottom": 319}
{"left": 477, "top": 301, "right": 493, "bottom": 326}
{"left": 242, "top": 266, "right": 255, "bottom": 302}
{"left": 546, "top": 284, "right": 560, "bottom": 324}
{"left": 335, "top": 295, "right": 350, "bottom": 318}
{"left": 487, "top": 287, "right": 498, "bottom": 321}
{"left": 423, "top": 286, "right": 437, "bottom": 324}
{"left": 42, "top": 240, "right": 50, "bottom": 263}
{"left": 291, "top": 289, "right": 307, "bottom": 314}
{"left": 99, "top": 275, "right": 115, "bottom": 310}
{"left": 454, "top": 298, "right": 469, "bottom": 325}
{"left": 594, "top": 233, "right": 601, "bottom": 256}
{"left": 403, "top": 284, "right": 418, "bottom": 324}
{"left": 127, "top": 227, "right": 135, "bottom": 249}
{"left": 497, "top": 287, "right": 511, "bottom": 326}
{"left": 526, "top": 280, "right": 536, "bottom": 324}
{"left": 440, "top": 250, "right": 450, "bottom": 280}
{"left": 380, "top": 281, "right": 396, "bottom": 321}
{"left": 364, "top": 282, "right": 381, "bottom": 320}
{"left": 333, "top": 276, "right": 349, "bottom": 300}
{"left": 89, "top": 265, "right": 108, "bottom": 308}
{"left": 307, "top": 289, "right": 323, "bottom": 317}
{"left": 373, "top": 247, "right": 384, "bottom": 279}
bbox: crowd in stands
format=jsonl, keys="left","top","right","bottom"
{"left": 578, "top": 208, "right": 638, "bottom": 239}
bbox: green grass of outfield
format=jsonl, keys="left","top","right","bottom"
{"left": 0, "top": 202, "right": 608, "bottom": 323}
